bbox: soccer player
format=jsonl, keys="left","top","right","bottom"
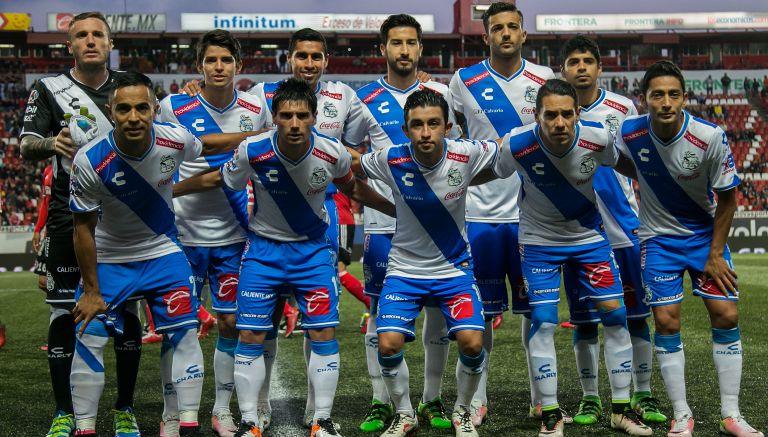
{"left": 616, "top": 61, "right": 764, "bottom": 437}
{"left": 345, "top": 14, "right": 459, "bottom": 432}
{"left": 358, "top": 89, "right": 494, "bottom": 437}
{"left": 447, "top": 1, "right": 555, "bottom": 424}
{"left": 68, "top": 71, "right": 231, "bottom": 436}
{"left": 492, "top": 79, "right": 651, "bottom": 437}
{"left": 19, "top": 12, "right": 142, "bottom": 437}
{"left": 33, "top": 164, "right": 54, "bottom": 292}
{"left": 173, "top": 78, "right": 395, "bottom": 437}
{"left": 559, "top": 35, "right": 665, "bottom": 426}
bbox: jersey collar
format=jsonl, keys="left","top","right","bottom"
{"left": 648, "top": 111, "right": 690, "bottom": 147}
{"left": 483, "top": 58, "right": 526, "bottom": 82}
{"left": 197, "top": 90, "right": 238, "bottom": 114}
{"left": 409, "top": 140, "right": 447, "bottom": 170}
{"left": 272, "top": 130, "right": 315, "bottom": 166}
{"left": 580, "top": 88, "right": 606, "bottom": 113}
{"left": 534, "top": 122, "right": 580, "bottom": 158}
{"left": 108, "top": 127, "right": 155, "bottom": 162}
{"left": 379, "top": 77, "right": 420, "bottom": 94}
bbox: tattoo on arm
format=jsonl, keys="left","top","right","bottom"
{"left": 20, "top": 136, "right": 56, "bottom": 160}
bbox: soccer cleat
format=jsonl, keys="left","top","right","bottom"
{"left": 452, "top": 406, "right": 479, "bottom": 437}
{"left": 380, "top": 413, "right": 418, "bottom": 437}
{"left": 160, "top": 414, "right": 180, "bottom": 437}
{"left": 142, "top": 331, "right": 162, "bottom": 344}
{"left": 360, "top": 401, "right": 395, "bottom": 432}
{"left": 360, "top": 312, "right": 370, "bottom": 334}
{"left": 559, "top": 321, "right": 576, "bottom": 329}
{"left": 417, "top": 397, "right": 452, "bottom": 429}
{"left": 114, "top": 407, "right": 141, "bottom": 437}
{"left": 539, "top": 408, "right": 564, "bottom": 437}
{"left": 492, "top": 314, "right": 503, "bottom": 330}
{"left": 212, "top": 409, "right": 238, "bottom": 436}
{"left": 198, "top": 312, "right": 216, "bottom": 340}
{"left": 233, "top": 421, "right": 262, "bottom": 437}
{"left": 610, "top": 405, "right": 653, "bottom": 436}
{"left": 667, "top": 414, "right": 694, "bottom": 437}
{"left": 179, "top": 425, "right": 204, "bottom": 437}
{"left": 46, "top": 411, "right": 75, "bottom": 437}
{"left": 469, "top": 399, "right": 488, "bottom": 427}
{"left": 304, "top": 409, "right": 315, "bottom": 429}
{"left": 257, "top": 402, "right": 272, "bottom": 431}
{"left": 720, "top": 415, "right": 764, "bottom": 436}
{"left": 284, "top": 304, "right": 299, "bottom": 338}
{"left": 631, "top": 391, "right": 667, "bottom": 423}
{"left": 573, "top": 395, "right": 602, "bottom": 425}
{"left": 310, "top": 418, "right": 342, "bottom": 436}
{"left": 528, "top": 403, "right": 572, "bottom": 424}
{"left": 75, "top": 430, "right": 96, "bottom": 436}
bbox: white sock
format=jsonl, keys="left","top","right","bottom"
{"left": 422, "top": 306, "right": 449, "bottom": 402}
{"left": 712, "top": 327, "right": 743, "bottom": 418}
{"left": 521, "top": 315, "right": 539, "bottom": 406}
{"left": 379, "top": 351, "right": 413, "bottom": 415}
{"left": 601, "top": 307, "right": 633, "bottom": 402}
{"left": 234, "top": 341, "right": 265, "bottom": 424}
{"left": 304, "top": 333, "right": 315, "bottom": 415}
{"left": 629, "top": 323, "right": 653, "bottom": 393}
{"left": 71, "top": 328, "right": 109, "bottom": 425}
{"left": 308, "top": 339, "right": 340, "bottom": 421}
{"left": 573, "top": 326, "right": 600, "bottom": 397}
{"left": 455, "top": 350, "right": 486, "bottom": 409}
{"left": 654, "top": 333, "right": 691, "bottom": 418}
{"left": 366, "top": 312, "right": 390, "bottom": 403}
{"left": 212, "top": 336, "right": 237, "bottom": 414}
{"left": 468, "top": 320, "right": 493, "bottom": 405}
{"left": 169, "top": 328, "right": 204, "bottom": 424}
{"left": 257, "top": 333, "right": 277, "bottom": 405}
{"left": 528, "top": 307, "right": 558, "bottom": 409}
{"left": 160, "top": 334, "right": 178, "bottom": 419}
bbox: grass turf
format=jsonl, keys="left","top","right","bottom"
{"left": 0, "top": 254, "right": 766, "bottom": 436}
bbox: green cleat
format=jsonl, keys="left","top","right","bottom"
{"left": 359, "top": 400, "right": 394, "bottom": 432}
{"left": 417, "top": 397, "right": 452, "bottom": 429}
{"left": 631, "top": 391, "right": 667, "bottom": 423}
{"left": 46, "top": 411, "right": 75, "bottom": 437}
{"left": 573, "top": 395, "right": 602, "bottom": 425}
{"left": 114, "top": 407, "right": 141, "bottom": 437}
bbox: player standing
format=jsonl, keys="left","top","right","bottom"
{"left": 345, "top": 14, "right": 460, "bottom": 432}
{"left": 20, "top": 13, "right": 142, "bottom": 437}
{"left": 447, "top": 2, "right": 555, "bottom": 424}
{"left": 559, "top": 35, "right": 666, "bottom": 426}
{"left": 616, "top": 61, "right": 763, "bottom": 437}
{"left": 157, "top": 29, "right": 269, "bottom": 437}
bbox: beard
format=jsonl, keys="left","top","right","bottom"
{"left": 387, "top": 57, "right": 416, "bottom": 77}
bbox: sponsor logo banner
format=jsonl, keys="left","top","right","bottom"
{"left": 181, "top": 13, "right": 434, "bottom": 33}
{"left": 537, "top": 12, "right": 768, "bottom": 32}
{"left": 48, "top": 13, "right": 166, "bottom": 32}
{"left": 0, "top": 13, "right": 31, "bottom": 31}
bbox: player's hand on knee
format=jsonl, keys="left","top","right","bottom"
{"left": 181, "top": 79, "right": 202, "bottom": 96}
{"left": 73, "top": 293, "right": 108, "bottom": 336}
{"left": 703, "top": 255, "right": 738, "bottom": 296}
{"left": 54, "top": 127, "right": 76, "bottom": 159}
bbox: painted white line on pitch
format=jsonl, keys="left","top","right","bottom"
{"left": 264, "top": 337, "right": 306, "bottom": 437}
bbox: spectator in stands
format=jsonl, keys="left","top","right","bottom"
{"left": 170, "top": 79, "right": 179, "bottom": 94}
{"left": 721, "top": 72, "right": 731, "bottom": 95}
{"left": 752, "top": 78, "right": 760, "bottom": 97}
{"left": 632, "top": 78, "right": 641, "bottom": 94}
{"left": 743, "top": 76, "right": 751, "bottom": 95}
{"left": 622, "top": 76, "right": 629, "bottom": 93}
{"left": 705, "top": 75, "right": 714, "bottom": 95}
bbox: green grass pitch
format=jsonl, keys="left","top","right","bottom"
{"left": 0, "top": 254, "right": 766, "bottom": 436}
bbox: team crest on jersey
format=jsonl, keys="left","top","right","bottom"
{"left": 579, "top": 156, "right": 596, "bottom": 174}
{"left": 681, "top": 151, "right": 700, "bottom": 171}
{"left": 605, "top": 114, "right": 619, "bottom": 134}
{"left": 160, "top": 155, "right": 176, "bottom": 173}
{"left": 69, "top": 164, "right": 84, "bottom": 197}
{"left": 239, "top": 114, "right": 254, "bottom": 132}
{"left": 310, "top": 166, "right": 329, "bottom": 187}
{"left": 447, "top": 167, "right": 463, "bottom": 186}
{"left": 323, "top": 101, "right": 339, "bottom": 118}
{"left": 524, "top": 86, "right": 537, "bottom": 103}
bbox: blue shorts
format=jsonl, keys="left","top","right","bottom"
{"left": 363, "top": 233, "right": 393, "bottom": 297}
{"left": 467, "top": 222, "right": 526, "bottom": 315}
{"left": 76, "top": 251, "right": 198, "bottom": 335}
{"left": 325, "top": 195, "right": 340, "bottom": 257}
{"left": 236, "top": 233, "right": 340, "bottom": 331}
{"left": 521, "top": 240, "right": 623, "bottom": 307}
{"left": 182, "top": 242, "right": 246, "bottom": 314}
{"left": 564, "top": 243, "right": 650, "bottom": 324}
{"left": 377, "top": 272, "right": 485, "bottom": 341}
{"left": 641, "top": 234, "right": 738, "bottom": 307}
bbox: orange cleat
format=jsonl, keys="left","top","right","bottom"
{"left": 284, "top": 304, "right": 299, "bottom": 338}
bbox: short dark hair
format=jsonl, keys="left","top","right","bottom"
{"left": 535, "top": 79, "right": 578, "bottom": 113}
{"left": 641, "top": 60, "right": 685, "bottom": 95}
{"left": 68, "top": 12, "right": 112, "bottom": 39}
{"left": 272, "top": 78, "right": 317, "bottom": 114}
{"left": 403, "top": 89, "right": 449, "bottom": 123}
{"left": 561, "top": 35, "right": 600, "bottom": 65}
{"left": 196, "top": 29, "right": 242, "bottom": 66}
{"left": 482, "top": 2, "right": 524, "bottom": 31}
{"left": 289, "top": 28, "right": 327, "bottom": 54}
{"left": 110, "top": 71, "right": 154, "bottom": 103}
{"left": 380, "top": 14, "right": 422, "bottom": 44}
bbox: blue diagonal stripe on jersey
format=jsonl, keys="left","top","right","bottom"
{"left": 622, "top": 117, "right": 713, "bottom": 233}
{"left": 512, "top": 129, "right": 601, "bottom": 229}
{"left": 593, "top": 166, "right": 640, "bottom": 241}
{"left": 75, "top": 340, "right": 105, "bottom": 373}
{"left": 262, "top": 81, "right": 282, "bottom": 113}
{"left": 458, "top": 63, "right": 523, "bottom": 138}
{"left": 387, "top": 146, "right": 471, "bottom": 268}
{"left": 248, "top": 135, "right": 327, "bottom": 240}
{"left": 356, "top": 83, "right": 409, "bottom": 145}
{"left": 86, "top": 138, "right": 178, "bottom": 241}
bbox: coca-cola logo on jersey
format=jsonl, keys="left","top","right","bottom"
{"left": 318, "top": 121, "right": 342, "bottom": 130}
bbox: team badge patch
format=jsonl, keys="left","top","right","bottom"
{"left": 681, "top": 151, "right": 700, "bottom": 171}
{"left": 579, "top": 156, "right": 596, "bottom": 174}
{"left": 310, "top": 167, "right": 329, "bottom": 187}
{"left": 447, "top": 167, "right": 463, "bottom": 186}
{"left": 605, "top": 114, "right": 619, "bottom": 134}
{"left": 160, "top": 155, "right": 176, "bottom": 173}
{"left": 524, "top": 86, "right": 537, "bottom": 103}
{"left": 323, "top": 101, "right": 339, "bottom": 118}
{"left": 239, "top": 114, "right": 254, "bottom": 132}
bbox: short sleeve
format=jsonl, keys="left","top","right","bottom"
{"left": 614, "top": 121, "right": 632, "bottom": 160}
{"left": 156, "top": 96, "right": 176, "bottom": 123}
{"left": 69, "top": 152, "right": 102, "bottom": 213}
{"left": 182, "top": 129, "right": 203, "bottom": 163}
{"left": 21, "top": 81, "right": 56, "bottom": 138}
{"left": 709, "top": 128, "right": 740, "bottom": 191}
{"left": 598, "top": 128, "right": 619, "bottom": 167}
{"left": 468, "top": 140, "right": 499, "bottom": 178}
{"left": 221, "top": 140, "right": 252, "bottom": 191}
{"left": 343, "top": 94, "right": 371, "bottom": 146}
{"left": 333, "top": 144, "right": 354, "bottom": 185}
{"left": 448, "top": 73, "right": 465, "bottom": 116}
{"left": 444, "top": 89, "right": 462, "bottom": 140}
{"left": 493, "top": 133, "right": 517, "bottom": 179}
{"left": 359, "top": 147, "right": 390, "bottom": 182}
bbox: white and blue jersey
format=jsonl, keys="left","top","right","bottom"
{"left": 580, "top": 89, "right": 640, "bottom": 249}
{"left": 360, "top": 139, "right": 498, "bottom": 279}
{"left": 449, "top": 59, "right": 555, "bottom": 223}
{"left": 494, "top": 120, "right": 619, "bottom": 247}
{"left": 220, "top": 130, "right": 354, "bottom": 242}
{"left": 615, "top": 111, "right": 740, "bottom": 241}
{"left": 69, "top": 123, "right": 202, "bottom": 263}
{"left": 346, "top": 79, "right": 459, "bottom": 234}
{"left": 158, "top": 91, "right": 267, "bottom": 247}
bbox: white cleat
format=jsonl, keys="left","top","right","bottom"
{"left": 211, "top": 409, "right": 237, "bottom": 437}
{"left": 311, "top": 418, "right": 342, "bottom": 436}
{"left": 452, "top": 406, "right": 480, "bottom": 437}
{"left": 539, "top": 410, "right": 564, "bottom": 437}
{"left": 160, "top": 414, "right": 180, "bottom": 437}
{"left": 720, "top": 415, "right": 764, "bottom": 437}
{"left": 668, "top": 414, "right": 694, "bottom": 437}
{"left": 380, "top": 413, "right": 418, "bottom": 437}
{"left": 611, "top": 410, "right": 653, "bottom": 436}
{"left": 469, "top": 399, "right": 488, "bottom": 427}
{"left": 256, "top": 402, "right": 272, "bottom": 431}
